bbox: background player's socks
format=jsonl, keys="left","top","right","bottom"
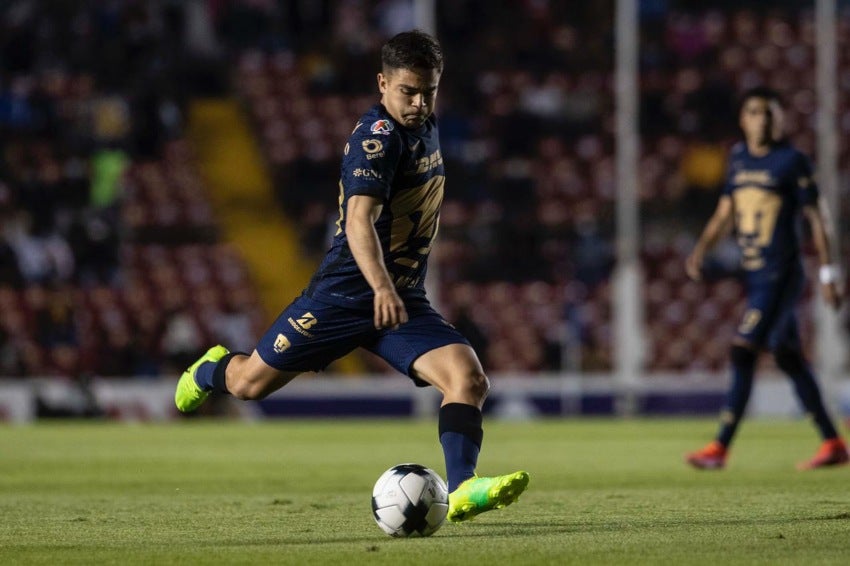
{"left": 716, "top": 345, "right": 757, "bottom": 446}
{"left": 774, "top": 347, "right": 839, "bottom": 440}
{"left": 439, "top": 403, "right": 483, "bottom": 492}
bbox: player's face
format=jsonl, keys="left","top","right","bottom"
{"left": 740, "top": 97, "right": 784, "bottom": 147}
{"left": 378, "top": 67, "right": 440, "bottom": 129}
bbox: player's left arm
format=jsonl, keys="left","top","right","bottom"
{"left": 802, "top": 202, "right": 843, "bottom": 310}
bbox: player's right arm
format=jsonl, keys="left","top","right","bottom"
{"left": 346, "top": 194, "right": 409, "bottom": 329}
{"left": 802, "top": 202, "right": 843, "bottom": 310}
{"left": 795, "top": 152, "right": 843, "bottom": 310}
{"left": 685, "top": 195, "right": 734, "bottom": 281}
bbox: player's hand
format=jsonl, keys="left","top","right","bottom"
{"left": 821, "top": 282, "right": 843, "bottom": 310}
{"left": 685, "top": 251, "right": 703, "bottom": 281}
{"left": 373, "top": 287, "right": 408, "bottom": 330}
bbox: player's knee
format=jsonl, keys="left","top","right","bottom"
{"left": 464, "top": 371, "right": 490, "bottom": 402}
{"left": 730, "top": 344, "right": 756, "bottom": 368}
{"left": 773, "top": 346, "right": 806, "bottom": 374}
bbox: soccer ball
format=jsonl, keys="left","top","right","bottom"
{"left": 371, "top": 463, "right": 449, "bottom": 537}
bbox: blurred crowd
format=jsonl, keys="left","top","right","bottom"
{"left": 1, "top": 0, "right": 848, "bottom": 378}
{"left": 232, "top": 0, "right": 850, "bottom": 372}
{"left": 0, "top": 0, "right": 260, "bottom": 379}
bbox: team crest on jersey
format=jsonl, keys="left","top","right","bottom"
{"left": 370, "top": 119, "right": 394, "bottom": 135}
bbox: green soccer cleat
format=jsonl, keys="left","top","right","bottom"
{"left": 174, "top": 345, "right": 229, "bottom": 413}
{"left": 447, "top": 471, "right": 530, "bottom": 522}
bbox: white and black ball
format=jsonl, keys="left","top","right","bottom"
{"left": 371, "top": 463, "right": 449, "bottom": 537}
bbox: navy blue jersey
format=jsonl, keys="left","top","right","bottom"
{"left": 723, "top": 141, "right": 819, "bottom": 284}
{"left": 306, "top": 104, "right": 445, "bottom": 309}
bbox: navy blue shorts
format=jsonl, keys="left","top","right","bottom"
{"left": 256, "top": 293, "right": 470, "bottom": 386}
{"left": 737, "top": 268, "right": 804, "bottom": 351}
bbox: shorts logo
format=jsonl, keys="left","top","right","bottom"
{"left": 370, "top": 119, "right": 394, "bottom": 135}
{"left": 273, "top": 333, "right": 291, "bottom": 353}
{"left": 288, "top": 312, "right": 317, "bottom": 338}
{"left": 738, "top": 309, "right": 762, "bottom": 335}
{"left": 297, "top": 313, "right": 317, "bottom": 329}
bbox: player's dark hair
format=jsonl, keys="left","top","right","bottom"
{"left": 739, "top": 86, "right": 783, "bottom": 112}
{"left": 381, "top": 30, "right": 443, "bottom": 73}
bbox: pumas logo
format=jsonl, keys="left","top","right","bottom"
{"left": 370, "top": 119, "right": 394, "bottom": 135}
{"left": 288, "top": 312, "right": 317, "bottom": 338}
{"left": 273, "top": 333, "right": 291, "bottom": 353}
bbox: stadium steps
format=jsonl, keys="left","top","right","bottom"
{"left": 186, "top": 98, "right": 365, "bottom": 373}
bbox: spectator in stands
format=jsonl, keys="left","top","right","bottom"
{"left": 209, "top": 288, "right": 258, "bottom": 355}
{"left": 160, "top": 303, "right": 204, "bottom": 373}
{"left": 33, "top": 286, "right": 78, "bottom": 349}
{"left": 6, "top": 211, "right": 75, "bottom": 285}
{"left": 93, "top": 324, "right": 140, "bottom": 377}
{"left": 0, "top": 191, "right": 23, "bottom": 284}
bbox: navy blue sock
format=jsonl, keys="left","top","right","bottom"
{"left": 194, "top": 352, "right": 241, "bottom": 394}
{"left": 439, "top": 403, "right": 483, "bottom": 492}
{"left": 194, "top": 361, "right": 217, "bottom": 391}
{"left": 774, "top": 347, "right": 839, "bottom": 440}
{"left": 717, "top": 345, "right": 757, "bottom": 447}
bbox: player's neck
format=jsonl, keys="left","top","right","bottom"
{"left": 746, "top": 140, "right": 773, "bottom": 157}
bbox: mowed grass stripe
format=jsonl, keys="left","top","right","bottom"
{"left": 1, "top": 419, "right": 848, "bottom": 565}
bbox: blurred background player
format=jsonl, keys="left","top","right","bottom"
{"left": 684, "top": 87, "right": 848, "bottom": 471}
{"left": 174, "top": 30, "right": 528, "bottom": 521}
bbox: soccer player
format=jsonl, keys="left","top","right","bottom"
{"left": 684, "top": 86, "right": 848, "bottom": 470}
{"left": 175, "top": 30, "right": 528, "bottom": 520}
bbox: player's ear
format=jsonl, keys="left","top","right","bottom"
{"left": 377, "top": 73, "right": 388, "bottom": 94}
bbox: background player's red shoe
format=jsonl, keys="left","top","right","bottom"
{"left": 797, "top": 438, "right": 849, "bottom": 470}
{"left": 685, "top": 440, "right": 727, "bottom": 470}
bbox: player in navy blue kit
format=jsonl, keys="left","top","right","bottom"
{"left": 685, "top": 87, "right": 847, "bottom": 470}
{"left": 175, "top": 30, "right": 528, "bottom": 520}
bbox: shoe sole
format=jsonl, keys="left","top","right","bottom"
{"left": 797, "top": 454, "right": 850, "bottom": 471}
{"left": 686, "top": 457, "right": 725, "bottom": 470}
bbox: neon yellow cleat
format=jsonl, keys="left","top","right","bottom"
{"left": 447, "top": 471, "right": 530, "bottom": 522}
{"left": 174, "top": 345, "right": 229, "bottom": 413}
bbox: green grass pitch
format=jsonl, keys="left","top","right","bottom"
{"left": 1, "top": 418, "right": 849, "bottom": 565}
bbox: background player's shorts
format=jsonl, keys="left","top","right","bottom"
{"left": 737, "top": 267, "right": 804, "bottom": 350}
{"left": 256, "top": 293, "right": 470, "bottom": 386}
